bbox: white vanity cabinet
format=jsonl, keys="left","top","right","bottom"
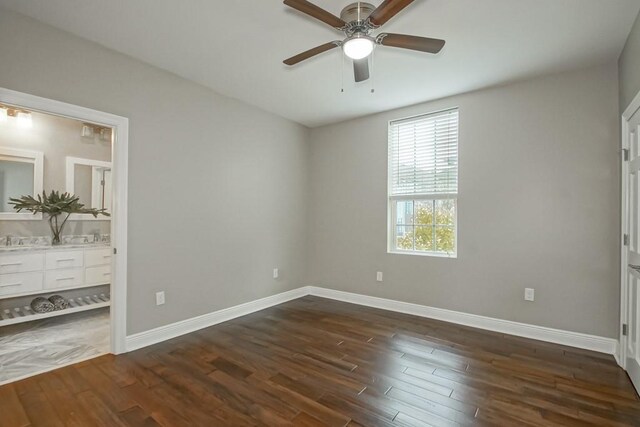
{"left": 84, "top": 248, "right": 112, "bottom": 286}
{"left": 45, "top": 250, "right": 83, "bottom": 270}
{"left": 0, "top": 246, "right": 111, "bottom": 299}
{"left": 0, "top": 272, "right": 43, "bottom": 297}
{"left": 44, "top": 268, "right": 85, "bottom": 290}
{"left": 0, "top": 253, "right": 44, "bottom": 275}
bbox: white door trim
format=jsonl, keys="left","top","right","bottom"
{"left": 0, "top": 87, "right": 129, "bottom": 354}
{"left": 620, "top": 91, "right": 640, "bottom": 368}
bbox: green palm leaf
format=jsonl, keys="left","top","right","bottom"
{"left": 9, "top": 191, "right": 110, "bottom": 244}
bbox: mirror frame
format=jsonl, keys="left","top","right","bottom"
{"left": 65, "top": 156, "right": 112, "bottom": 221}
{"left": 0, "top": 146, "right": 44, "bottom": 220}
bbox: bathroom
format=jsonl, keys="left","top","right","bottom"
{"left": 0, "top": 105, "right": 113, "bottom": 384}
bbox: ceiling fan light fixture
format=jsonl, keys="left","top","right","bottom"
{"left": 343, "top": 34, "right": 374, "bottom": 60}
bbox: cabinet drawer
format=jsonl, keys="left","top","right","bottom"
{"left": 0, "top": 253, "right": 44, "bottom": 275}
{"left": 44, "top": 268, "right": 84, "bottom": 289}
{"left": 45, "top": 250, "right": 83, "bottom": 270}
{"left": 0, "top": 272, "right": 43, "bottom": 297}
{"left": 85, "top": 248, "right": 112, "bottom": 268}
{"left": 86, "top": 265, "right": 111, "bottom": 286}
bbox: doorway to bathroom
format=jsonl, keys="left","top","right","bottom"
{"left": 0, "top": 88, "right": 128, "bottom": 384}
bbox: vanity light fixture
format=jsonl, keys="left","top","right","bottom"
{"left": 81, "top": 123, "right": 112, "bottom": 142}
{"left": 16, "top": 111, "right": 33, "bottom": 128}
{"left": 0, "top": 104, "right": 33, "bottom": 128}
{"left": 99, "top": 128, "right": 111, "bottom": 142}
{"left": 81, "top": 125, "right": 95, "bottom": 138}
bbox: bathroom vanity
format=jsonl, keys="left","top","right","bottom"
{"left": 0, "top": 243, "right": 111, "bottom": 326}
{"left": 0, "top": 141, "right": 113, "bottom": 327}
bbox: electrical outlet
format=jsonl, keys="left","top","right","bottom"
{"left": 376, "top": 272, "right": 383, "bottom": 282}
{"left": 273, "top": 268, "right": 279, "bottom": 279}
{"left": 524, "top": 288, "right": 535, "bottom": 302}
{"left": 156, "top": 291, "right": 165, "bottom": 306}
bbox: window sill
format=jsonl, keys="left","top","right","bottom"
{"left": 387, "top": 250, "right": 457, "bottom": 259}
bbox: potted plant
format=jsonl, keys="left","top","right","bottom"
{"left": 9, "top": 191, "right": 110, "bottom": 245}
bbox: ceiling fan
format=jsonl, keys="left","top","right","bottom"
{"left": 283, "top": 0, "right": 445, "bottom": 83}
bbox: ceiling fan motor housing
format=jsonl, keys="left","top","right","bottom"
{"left": 340, "top": 2, "right": 376, "bottom": 27}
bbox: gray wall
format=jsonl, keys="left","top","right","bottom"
{"left": 619, "top": 10, "right": 640, "bottom": 112}
{"left": 308, "top": 64, "right": 620, "bottom": 338}
{"left": 0, "top": 111, "right": 111, "bottom": 237}
{"left": 0, "top": 9, "right": 309, "bottom": 335}
{"left": 0, "top": 8, "right": 623, "bottom": 341}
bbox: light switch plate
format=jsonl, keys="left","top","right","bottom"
{"left": 376, "top": 272, "right": 383, "bottom": 282}
{"left": 156, "top": 291, "right": 165, "bottom": 306}
{"left": 524, "top": 288, "right": 535, "bottom": 302}
{"left": 273, "top": 268, "right": 279, "bottom": 279}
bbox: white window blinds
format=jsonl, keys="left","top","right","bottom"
{"left": 389, "top": 109, "right": 459, "bottom": 196}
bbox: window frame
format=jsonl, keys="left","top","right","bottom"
{"left": 386, "top": 108, "right": 459, "bottom": 258}
{"left": 388, "top": 195, "right": 458, "bottom": 258}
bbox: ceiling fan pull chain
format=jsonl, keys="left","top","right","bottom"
{"left": 370, "top": 48, "right": 375, "bottom": 93}
{"left": 341, "top": 49, "right": 345, "bottom": 93}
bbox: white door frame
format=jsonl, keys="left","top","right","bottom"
{"left": 0, "top": 87, "right": 128, "bottom": 354}
{"left": 620, "top": 89, "right": 640, "bottom": 368}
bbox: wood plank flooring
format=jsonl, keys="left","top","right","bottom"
{"left": 1, "top": 295, "right": 639, "bottom": 426}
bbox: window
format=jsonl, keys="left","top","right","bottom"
{"left": 388, "top": 108, "right": 458, "bottom": 257}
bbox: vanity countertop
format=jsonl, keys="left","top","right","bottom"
{"left": 0, "top": 242, "right": 110, "bottom": 254}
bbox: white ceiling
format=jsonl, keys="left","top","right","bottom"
{"left": 1, "top": 0, "right": 638, "bottom": 127}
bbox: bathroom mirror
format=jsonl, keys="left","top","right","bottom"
{"left": 65, "top": 156, "right": 112, "bottom": 220}
{"left": 0, "top": 147, "right": 44, "bottom": 220}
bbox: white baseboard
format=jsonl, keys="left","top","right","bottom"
{"left": 125, "top": 285, "right": 618, "bottom": 356}
{"left": 126, "top": 287, "right": 308, "bottom": 351}
{"left": 615, "top": 351, "right": 623, "bottom": 367}
{"left": 628, "top": 358, "right": 640, "bottom": 392}
{"left": 307, "top": 286, "right": 618, "bottom": 355}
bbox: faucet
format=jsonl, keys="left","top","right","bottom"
{"left": 5, "top": 236, "right": 11, "bottom": 247}
{"left": 94, "top": 233, "right": 101, "bottom": 243}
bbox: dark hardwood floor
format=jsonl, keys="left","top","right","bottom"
{"left": 1, "top": 296, "right": 639, "bottom": 426}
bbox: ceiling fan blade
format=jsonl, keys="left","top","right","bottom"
{"left": 368, "top": 0, "right": 415, "bottom": 27}
{"left": 377, "top": 33, "right": 445, "bottom": 54}
{"left": 353, "top": 59, "right": 370, "bottom": 82}
{"left": 284, "top": 0, "right": 346, "bottom": 29}
{"left": 283, "top": 41, "right": 340, "bottom": 66}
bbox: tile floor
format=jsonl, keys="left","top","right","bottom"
{"left": 0, "top": 307, "right": 109, "bottom": 384}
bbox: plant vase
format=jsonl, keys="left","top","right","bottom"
{"left": 49, "top": 213, "right": 69, "bottom": 246}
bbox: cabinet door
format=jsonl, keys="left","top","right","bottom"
{"left": 44, "top": 268, "right": 84, "bottom": 289}
{"left": 85, "top": 248, "right": 112, "bottom": 267}
{"left": 45, "top": 250, "right": 83, "bottom": 270}
{"left": 86, "top": 265, "right": 111, "bottom": 286}
{"left": 0, "top": 272, "right": 43, "bottom": 297}
{"left": 0, "top": 253, "right": 44, "bottom": 275}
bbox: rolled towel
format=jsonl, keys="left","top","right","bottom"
{"left": 48, "top": 295, "right": 68, "bottom": 311}
{"left": 31, "top": 297, "right": 55, "bottom": 313}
